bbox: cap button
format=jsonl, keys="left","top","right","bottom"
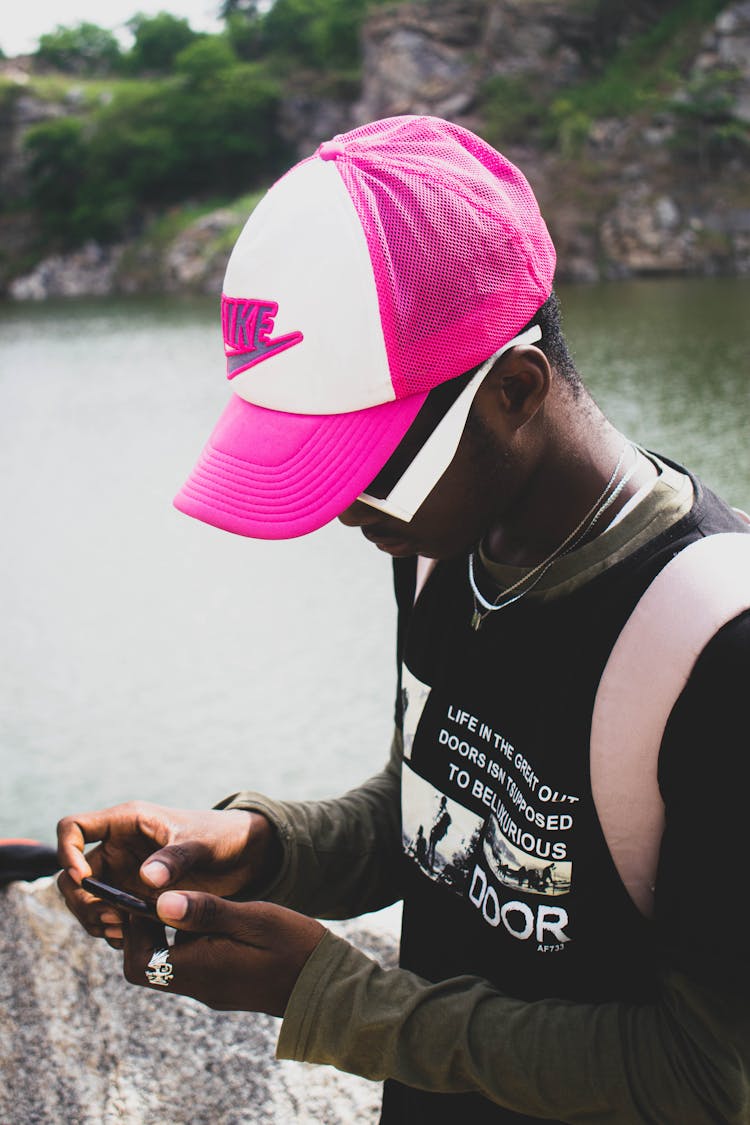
{"left": 318, "top": 140, "right": 346, "bottom": 161}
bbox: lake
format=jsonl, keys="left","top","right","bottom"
{"left": 0, "top": 278, "right": 748, "bottom": 845}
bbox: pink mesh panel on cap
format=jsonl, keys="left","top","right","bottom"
{"left": 331, "top": 116, "right": 556, "bottom": 400}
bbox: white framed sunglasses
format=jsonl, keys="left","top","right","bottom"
{"left": 358, "top": 324, "right": 543, "bottom": 522}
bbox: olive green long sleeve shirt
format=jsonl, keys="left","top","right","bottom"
{"left": 219, "top": 729, "right": 749, "bottom": 1124}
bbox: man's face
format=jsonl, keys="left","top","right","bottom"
{"left": 338, "top": 379, "right": 514, "bottom": 560}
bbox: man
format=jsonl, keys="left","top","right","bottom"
{"left": 57, "top": 116, "right": 750, "bottom": 1123}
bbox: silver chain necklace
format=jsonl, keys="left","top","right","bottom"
{"left": 468, "top": 444, "right": 639, "bottom": 631}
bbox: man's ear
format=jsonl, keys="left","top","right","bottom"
{"left": 479, "top": 345, "right": 551, "bottom": 431}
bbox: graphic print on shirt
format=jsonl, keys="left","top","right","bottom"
{"left": 401, "top": 664, "right": 432, "bottom": 761}
{"left": 402, "top": 768, "right": 483, "bottom": 881}
{"left": 481, "top": 813, "right": 572, "bottom": 896}
{"left": 401, "top": 662, "right": 578, "bottom": 951}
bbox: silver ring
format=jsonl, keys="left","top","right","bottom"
{"left": 145, "top": 947, "right": 174, "bottom": 987}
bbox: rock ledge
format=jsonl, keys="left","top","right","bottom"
{"left": 0, "top": 879, "right": 395, "bottom": 1124}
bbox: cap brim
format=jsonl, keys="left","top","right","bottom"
{"left": 173, "top": 391, "right": 427, "bottom": 539}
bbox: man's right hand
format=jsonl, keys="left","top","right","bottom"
{"left": 57, "top": 802, "right": 280, "bottom": 948}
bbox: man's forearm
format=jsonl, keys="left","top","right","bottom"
{"left": 278, "top": 931, "right": 748, "bottom": 1124}
{"left": 217, "top": 730, "right": 403, "bottom": 918}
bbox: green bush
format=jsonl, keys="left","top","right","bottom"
{"left": 22, "top": 57, "right": 288, "bottom": 245}
{"left": 35, "top": 22, "right": 122, "bottom": 76}
{"left": 126, "top": 11, "right": 202, "bottom": 73}
{"left": 224, "top": 10, "right": 265, "bottom": 61}
{"left": 221, "top": 0, "right": 375, "bottom": 71}
{"left": 264, "top": 0, "right": 368, "bottom": 70}
{"left": 164, "top": 54, "right": 288, "bottom": 190}
{"left": 24, "top": 117, "right": 89, "bottom": 238}
{"left": 173, "top": 36, "right": 238, "bottom": 81}
{"left": 670, "top": 68, "right": 750, "bottom": 167}
{"left": 0, "top": 77, "right": 22, "bottom": 112}
{"left": 539, "top": 0, "right": 733, "bottom": 155}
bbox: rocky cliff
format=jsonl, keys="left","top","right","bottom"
{"left": 2, "top": 0, "right": 749, "bottom": 297}
{"left": 0, "top": 878, "right": 395, "bottom": 1124}
{"left": 349, "top": 0, "right": 750, "bottom": 282}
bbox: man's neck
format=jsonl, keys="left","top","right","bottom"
{"left": 484, "top": 424, "right": 656, "bottom": 569}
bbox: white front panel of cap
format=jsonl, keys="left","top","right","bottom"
{"left": 223, "top": 159, "right": 393, "bottom": 415}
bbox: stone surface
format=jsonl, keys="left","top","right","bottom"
{"left": 8, "top": 241, "right": 125, "bottom": 300}
{"left": 278, "top": 87, "right": 355, "bottom": 164}
{"left": 353, "top": 0, "right": 750, "bottom": 284}
{"left": 7, "top": 205, "right": 247, "bottom": 300}
{"left": 162, "top": 209, "right": 241, "bottom": 295}
{"left": 0, "top": 878, "right": 396, "bottom": 1124}
{"left": 354, "top": 0, "right": 586, "bottom": 127}
{"left": 355, "top": 1, "right": 483, "bottom": 122}
{"left": 599, "top": 187, "right": 699, "bottom": 275}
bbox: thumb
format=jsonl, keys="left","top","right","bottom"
{"left": 141, "top": 840, "right": 212, "bottom": 889}
{"left": 157, "top": 890, "right": 239, "bottom": 934}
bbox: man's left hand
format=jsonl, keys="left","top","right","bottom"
{"left": 123, "top": 892, "right": 326, "bottom": 1017}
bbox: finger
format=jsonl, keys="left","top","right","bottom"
{"left": 157, "top": 890, "right": 237, "bottom": 935}
{"left": 57, "top": 868, "right": 125, "bottom": 939}
{"left": 57, "top": 802, "right": 171, "bottom": 882}
{"left": 57, "top": 809, "right": 126, "bottom": 881}
{"left": 122, "top": 912, "right": 169, "bottom": 989}
{"left": 156, "top": 897, "right": 324, "bottom": 1016}
{"left": 57, "top": 816, "right": 95, "bottom": 881}
{"left": 156, "top": 892, "right": 280, "bottom": 949}
{"left": 140, "top": 840, "right": 215, "bottom": 889}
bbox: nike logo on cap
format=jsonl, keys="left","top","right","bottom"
{"left": 222, "top": 296, "right": 303, "bottom": 378}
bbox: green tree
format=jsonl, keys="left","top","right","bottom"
{"left": 224, "top": 10, "right": 265, "bottom": 61}
{"left": 86, "top": 84, "right": 181, "bottom": 205}
{"left": 126, "top": 11, "right": 201, "bottom": 73}
{"left": 263, "top": 0, "right": 367, "bottom": 69}
{"left": 222, "top": 0, "right": 369, "bottom": 71}
{"left": 169, "top": 44, "right": 287, "bottom": 190}
{"left": 35, "top": 22, "right": 122, "bottom": 75}
{"left": 23, "top": 52, "right": 288, "bottom": 245}
{"left": 24, "top": 117, "right": 89, "bottom": 239}
{"left": 173, "top": 35, "right": 238, "bottom": 82}
{"left": 220, "top": 0, "right": 265, "bottom": 16}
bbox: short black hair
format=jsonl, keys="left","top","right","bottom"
{"left": 370, "top": 291, "right": 584, "bottom": 496}
{"left": 522, "top": 291, "right": 583, "bottom": 396}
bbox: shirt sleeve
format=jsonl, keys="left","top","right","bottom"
{"left": 275, "top": 615, "right": 750, "bottom": 1123}
{"left": 215, "top": 728, "right": 404, "bottom": 919}
{"left": 277, "top": 933, "right": 747, "bottom": 1124}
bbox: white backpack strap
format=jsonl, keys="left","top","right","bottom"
{"left": 415, "top": 556, "right": 437, "bottom": 603}
{"left": 590, "top": 532, "right": 750, "bottom": 918}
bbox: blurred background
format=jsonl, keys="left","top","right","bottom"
{"left": 0, "top": 0, "right": 748, "bottom": 843}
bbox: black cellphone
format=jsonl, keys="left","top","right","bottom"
{"left": 82, "top": 876, "right": 159, "bottom": 920}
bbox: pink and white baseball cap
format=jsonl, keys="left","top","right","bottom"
{"left": 174, "top": 115, "right": 556, "bottom": 539}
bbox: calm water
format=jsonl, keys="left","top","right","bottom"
{"left": 1, "top": 279, "right": 748, "bottom": 845}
